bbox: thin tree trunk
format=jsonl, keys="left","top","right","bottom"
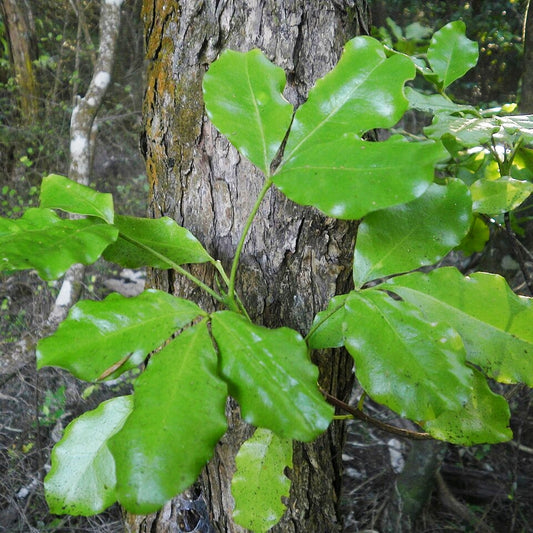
{"left": 521, "top": 0, "right": 533, "bottom": 112}
{"left": 129, "top": 1, "right": 370, "bottom": 531}
{"left": 0, "top": 0, "right": 39, "bottom": 122}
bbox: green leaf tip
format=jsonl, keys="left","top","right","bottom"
{"left": 40, "top": 173, "right": 114, "bottom": 223}
{"left": 203, "top": 48, "right": 293, "bottom": 175}
{"left": 45, "top": 395, "right": 133, "bottom": 516}
{"left": 211, "top": 311, "right": 333, "bottom": 441}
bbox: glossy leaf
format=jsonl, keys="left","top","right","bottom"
{"left": 282, "top": 36, "right": 415, "bottom": 159}
{"left": 211, "top": 311, "right": 333, "bottom": 441}
{"left": 386, "top": 267, "right": 533, "bottom": 385}
{"left": 109, "top": 322, "right": 227, "bottom": 514}
{"left": 103, "top": 214, "right": 212, "bottom": 268}
{"left": 426, "top": 114, "right": 533, "bottom": 149}
{"left": 427, "top": 21, "right": 478, "bottom": 89}
{"left": 425, "top": 115, "right": 499, "bottom": 147}
{"left": 471, "top": 177, "right": 533, "bottom": 215}
{"left": 202, "top": 49, "right": 293, "bottom": 175}
{"left": 232, "top": 428, "right": 292, "bottom": 533}
{"left": 499, "top": 115, "right": 533, "bottom": 144}
{"left": 37, "top": 290, "right": 205, "bottom": 381}
{"left": 353, "top": 180, "right": 472, "bottom": 287}
{"left": 40, "top": 174, "right": 114, "bottom": 223}
{"left": 0, "top": 208, "right": 118, "bottom": 280}
{"left": 307, "top": 294, "right": 348, "bottom": 350}
{"left": 423, "top": 369, "right": 511, "bottom": 444}
{"left": 274, "top": 135, "right": 445, "bottom": 220}
{"left": 344, "top": 290, "right": 473, "bottom": 421}
{"left": 45, "top": 396, "right": 133, "bottom": 515}
{"left": 405, "top": 87, "right": 475, "bottom": 114}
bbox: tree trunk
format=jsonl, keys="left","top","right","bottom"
{"left": 0, "top": 0, "right": 39, "bottom": 122}
{"left": 130, "top": 1, "right": 370, "bottom": 531}
{"left": 521, "top": 0, "right": 533, "bottom": 113}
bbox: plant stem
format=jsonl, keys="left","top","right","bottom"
{"left": 228, "top": 178, "right": 273, "bottom": 308}
{"left": 119, "top": 234, "right": 225, "bottom": 304}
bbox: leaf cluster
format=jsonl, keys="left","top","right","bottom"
{"left": 1, "top": 21, "right": 533, "bottom": 532}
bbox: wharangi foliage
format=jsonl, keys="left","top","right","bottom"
{"left": 2, "top": 21, "right": 533, "bottom": 529}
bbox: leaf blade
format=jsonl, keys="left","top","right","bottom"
{"left": 44, "top": 396, "right": 133, "bottom": 515}
{"left": 344, "top": 290, "right": 474, "bottom": 421}
{"left": 283, "top": 36, "right": 415, "bottom": 159}
{"left": 40, "top": 174, "right": 114, "bottom": 223}
{"left": 36, "top": 290, "right": 205, "bottom": 381}
{"left": 109, "top": 322, "right": 228, "bottom": 514}
{"left": 353, "top": 179, "right": 472, "bottom": 286}
{"left": 211, "top": 311, "right": 333, "bottom": 441}
{"left": 203, "top": 49, "right": 293, "bottom": 175}
{"left": 274, "top": 136, "right": 445, "bottom": 220}
{"left": 103, "top": 214, "right": 212, "bottom": 268}
{"left": 427, "top": 21, "right": 479, "bottom": 89}
{"left": 387, "top": 267, "right": 533, "bottom": 386}
{"left": 471, "top": 177, "right": 533, "bottom": 215}
{"left": 232, "top": 428, "right": 292, "bottom": 533}
{"left": 423, "top": 369, "right": 511, "bottom": 444}
{"left": 0, "top": 208, "right": 118, "bottom": 280}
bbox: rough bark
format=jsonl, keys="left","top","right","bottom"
{"left": 0, "top": 0, "right": 39, "bottom": 122}
{"left": 130, "top": 1, "right": 370, "bottom": 531}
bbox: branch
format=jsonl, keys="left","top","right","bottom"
{"left": 46, "top": 0, "right": 124, "bottom": 328}
{"left": 322, "top": 389, "right": 433, "bottom": 441}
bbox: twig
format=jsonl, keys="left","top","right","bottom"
{"left": 322, "top": 389, "right": 432, "bottom": 440}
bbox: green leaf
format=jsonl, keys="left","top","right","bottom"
{"left": 281, "top": 36, "right": 415, "bottom": 160}
{"left": 405, "top": 87, "right": 475, "bottom": 114}
{"left": 386, "top": 267, "right": 533, "bottom": 386}
{"left": 103, "top": 214, "right": 212, "bottom": 268}
{"left": 0, "top": 208, "right": 118, "bottom": 280}
{"left": 353, "top": 179, "right": 472, "bottom": 287}
{"left": 274, "top": 135, "right": 445, "bottom": 220}
{"left": 404, "top": 22, "right": 432, "bottom": 41}
{"left": 344, "top": 290, "right": 474, "bottom": 421}
{"left": 45, "top": 396, "right": 133, "bottom": 515}
{"left": 211, "top": 311, "right": 333, "bottom": 441}
{"left": 386, "top": 18, "right": 404, "bottom": 41}
{"left": 232, "top": 428, "right": 292, "bottom": 533}
{"left": 37, "top": 290, "right": 205, "bottom": 381}
{"left": 202, "top": 49, "right": 293, "bottom": 175}
{"left": 423, "top": 369, "right": 511, "bottom": 445}
{"left": 40, "top": 174, "right": 114, "bottom": 223}
{"left": 425, "top": 115, "right": 499, "bottom": 147}
{"left": 471, "top": 177, "right": 533, "bottom": 215}
{"left": 455, "top": 215, "right": 490, "bottom": 255}
{"left": 109, "top": 322, "right": 227, "bottom": 514}
{"left": 498, "top": 115, "right": 533, "bottom": 144}
{"left": 427, "top": 21, "right": 478, "bottom": 89}
{"left": 307, "top": 294, "right": 348, "bottom": 350}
